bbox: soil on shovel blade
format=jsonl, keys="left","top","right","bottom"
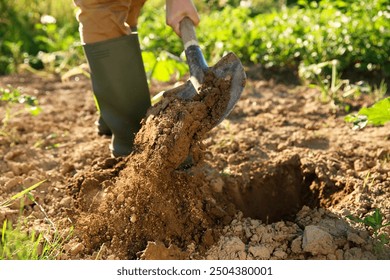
{"left": 0, "top": 70, "right": 389, "bottom": 260}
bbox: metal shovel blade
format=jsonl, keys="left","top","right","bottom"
{"left": 209, "top": 52, "right": 246, "bottom": 124}
{"left": 170, "top": 54, "right": 245, "bottom": 125}
{"left": 152, "top": 18, "right": 246, "bottom": 125}
{"left": 160, "top": 51, "right": 245, "bottom": 125}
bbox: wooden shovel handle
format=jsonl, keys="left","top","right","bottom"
{"left": 179, "top": 17, "right": 199, "bottom": 49}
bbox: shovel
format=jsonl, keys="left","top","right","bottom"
{"left": 153, "top": 17, "right": 246, "bottom": 125}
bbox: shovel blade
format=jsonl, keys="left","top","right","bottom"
{"left": 157, "top": 52, "right": 246, "bottom": 125}
{"left": 210, "top": 52, "right": 246, "bottom": 124}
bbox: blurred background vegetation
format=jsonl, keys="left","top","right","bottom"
{"left": 0, "top": 0, "right": 389, "bottom": 90}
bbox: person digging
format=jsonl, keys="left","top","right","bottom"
{"left": 74, "top": 0, "right": 200, "bottom": 157}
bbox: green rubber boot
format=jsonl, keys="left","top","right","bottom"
{"left": 83, "top": 34, "right": 151, "bottom": 157}
{"left": 96, "top": 116, "right": 112, "bottom": 136}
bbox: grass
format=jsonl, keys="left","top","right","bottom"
{"left": 1, "top": 219, "right": 74, "bottom": 260}
{"left": 0, "top": 180, "right": 73, "bottom": 260}
{"left": 1, "top": 219, "right": 44, "bottom": 260}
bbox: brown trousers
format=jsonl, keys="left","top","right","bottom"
{"left": 73, "top": 0, "right": 147, "bottom": 44}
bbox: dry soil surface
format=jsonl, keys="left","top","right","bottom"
{"left": 0, "top": 70, "right": 389, "bottom": 260}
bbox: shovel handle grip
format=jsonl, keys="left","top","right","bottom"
{"left": 180, "top": 17, "right": 199, "bottom": 50}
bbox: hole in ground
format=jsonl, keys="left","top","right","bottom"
{"left": 223, "top": 154, "right": 338, "bottom": 223}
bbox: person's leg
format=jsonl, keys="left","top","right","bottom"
{"left": 74, "top": 0, "right": 132, "bottom": 44}
{"left": 74, "top": 0, "right": 151, "bottom": 156}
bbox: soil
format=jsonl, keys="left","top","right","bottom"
{"left": 0, "top": 69, "right": 389, "bottom": 260}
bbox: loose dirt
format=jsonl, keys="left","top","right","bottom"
{"left": 0, "top": 70, "right": 389, "bottom": 260}
{"left": 69, "top": 70, "right": 236, "bottom": 259}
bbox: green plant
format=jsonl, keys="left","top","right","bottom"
{"left": 1, "top": 0, "right": 389, "bottom": 86}
{"left": 345, "top": 97, "right": 390, "bottom": 129}
{"left": 298, "top": 59, "right": 386, "bottom": 111}
{"left": 1, "top": 220, "right": 44, "bottom": 260}
{"left": 0, "top": 0, "right": 80, "bottom": 75}
{"left": 0, "top": 86, "right": 42, "bottom": 138}
{"left": 142, "top": 51, "right": 188, "bottom": 83}
{"left": 1, "top": 218, "right": 73, "bottom": 260}
{"left": 347, "top": 208, "right": 390, "bottom": 234}
{"left": 300, "top": 60, "right": 353, "bottom": 103}
{"left": 0, "top": 180, "right": 73, "bottom": 259}
{"left": 347, "top": 208, "right": 390, "bottom": 256}
{"left": 32, "top": 18, "right": 83, "bottom": 75}
{"left": 0, "top": 180, "right": 45, "bottom": 208}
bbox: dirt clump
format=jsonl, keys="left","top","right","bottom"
{"left": 69, "top": 70, "right": 236, "bottom": 259}
{"left": 134, "top": 70, "right": 232, "bottom": 172}
{"left": 206, "top": 207, "right": 384, "bottom": 260}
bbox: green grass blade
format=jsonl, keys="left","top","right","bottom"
{"left": 10, "top": 180, "right": 46, "bottom": 201}
{"left": 0, "top": 180, "right": 46, "bottom": 208}
{"left": 1, "top": 220, "right": 6, "bottom": 244}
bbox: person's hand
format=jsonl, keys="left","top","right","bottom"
{"left": 166, "top": 0, "right": 200, "bottom": 36}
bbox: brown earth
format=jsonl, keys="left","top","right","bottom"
{"left": 0, "top": 69, "right": 389, "bottom": 260}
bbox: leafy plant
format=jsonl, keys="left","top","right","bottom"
{"left": 0, "top": 0, "right": 80, "bottom": 75}
{"left": 345, "top": 97, "right": 390, "bottom": 129}
{"left": 1, "top": 0, "right": 389, "bottom": 87}
{"left": 138, "top": 0, "right": 388, "bottom": 84}
{"left": 347, "top": 208, "right": 390, "bottom": 256}
{"left": 0, "top": 86, "right": 42, "bottom": 138}
{"left": 31, "top": 18, "right": 83, "bottom": 75}
{"left": 142, "top": 51, "right": 188, "bottom": 83}
{"left": 347, "top": 209, "right": 390, "bottom": 234}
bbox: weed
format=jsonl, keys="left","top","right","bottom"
{"left": 299, "top": 59, "right": 387, "bottom": 112}
{"left": 347, "top": 209, "right": 390, "bottom": 234}
{"left": 1, "top": 219, "right": 44, "bottom": 260}
{"left": 360, "top": 80, "right": 388, "bottom": 103}
{"left": 299, "top": 60, "right": 355, "bottom": 103}
{"left": 0, "top": 180, "right": 46, "bottom": 209}
{"left": 0, "top": 86, "right": 42, "bottom": 139}
{"left": 345, "top": 97, "right": 390, "bottom": 129}
{"left": 347, "top": 208, "right": 390, "bottom": 256}
{"left": 0, "top": 0, "right": 81, "bottom": 75}
{"left": 0, "top": 180, "right": 73, "bottom": 259}
{"left": 360, "top": 172, "right": 375, "bottom": 193}
{"left": 0, "top": 219, "right": 73, "bottom": 260}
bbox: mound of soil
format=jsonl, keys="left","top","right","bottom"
{"left": 0, "top": 70, "right": 389, "bottom": 260}
{"left": 69, "top": 71, "right": 236, "bottom": 259}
